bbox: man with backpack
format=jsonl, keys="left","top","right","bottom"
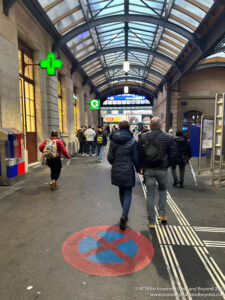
{"left": 94, "top": 128, "right": 107, "bottom": 162}
{"left": 39, "top": 130, "right": 71, "bottom": 190}
{"left": 138, "top": 117, "right": 176, "bottom": 229}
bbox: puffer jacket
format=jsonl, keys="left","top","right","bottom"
{"left": 77, "top": 129, "right": 86, "bottom": 142}
{"left": 107, "top": 129, "right": 140, "bottom": 188}
{"left": 138, "top": 129, "right": 177, "bottom": 170}
{"left": 173, "top": 136, "right": 192, "bottom": 165}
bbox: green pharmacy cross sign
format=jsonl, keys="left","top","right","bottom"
{"left": 40, "top": 53, "right": 62, "bottom": 76}
{"left": 90, "top": 99, "right": 100, "bottom": 109}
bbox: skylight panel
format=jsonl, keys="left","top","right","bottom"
{"left": 130, "top": 22, "right": 157, "bottom": 32}
{"left": 46, "top": 1, "right": 80, "bottom": 20}
{"left": 174, "top": 0, "right": 206, "bottom": 19}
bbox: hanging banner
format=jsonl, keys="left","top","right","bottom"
{"left": 202, "top": 117, "right": 214, "bottom": 154}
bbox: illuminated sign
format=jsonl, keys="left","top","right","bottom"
{"left": 90, "top": 99, "right": 100, "bottom": 109}
{"left": 40, "top": 53, "right": 62, "bottom": 76}
{"left": 107, "top": 96, "right": 146, "bottom": 101}
{"left": 106, "top": 117, "right": 121, "bottom": 122}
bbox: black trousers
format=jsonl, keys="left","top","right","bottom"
{"left": 87, "top": 141, "right": 95, "bottom": 154}
{"left": 47, "top": 157, "right": 62, "bottom": 181}
{"left": 79, "top": 141, "right": 86, "bottom": 154}
{"left": 171, "top": 163, "right": 185, "bottom": 184}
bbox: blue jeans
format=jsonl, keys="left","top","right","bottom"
{"left": 144, "top": 169, "right": 167, "bottom": 224}
{"left": 97, "top": 145, "right": 104, "bottom": 161}
{"left": 94, "top": 144, "right": 98, "bottom": 155}
{"left": 119, "top": 187, "right": 132, "bottom": 217}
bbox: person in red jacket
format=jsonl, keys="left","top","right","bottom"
{"left": 39, "top": 130, "right": 71, "bottom": 190}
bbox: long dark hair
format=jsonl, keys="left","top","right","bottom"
{"left": 51, "top": 130, "right": 58, "bottom": 137}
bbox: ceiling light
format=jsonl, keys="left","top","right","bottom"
{"left": 123, "top": 61, "right": 130, "bottom": 72}
{"left": 124, "top": 86, "right": 129, "bottom": 94}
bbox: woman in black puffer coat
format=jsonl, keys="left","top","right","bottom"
{"left": 107, "top": 121, "right": 140, "bottom": 230}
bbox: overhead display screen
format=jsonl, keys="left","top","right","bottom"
{"left": 107, "top": 96, "right": 146, "bottom": 101}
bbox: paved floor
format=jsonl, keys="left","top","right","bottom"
{"left": 0, "top": 151, "right": 225, "bottom": 300}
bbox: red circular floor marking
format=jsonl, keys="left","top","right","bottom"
{"left": 62, "top": 225, "right": 154, "bottom": 276}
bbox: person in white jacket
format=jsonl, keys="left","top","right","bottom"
{"left": 84, "top": 125, "right": 96, "bottom": 156}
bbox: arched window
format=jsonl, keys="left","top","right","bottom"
{"left": 73, "top": 89, "right": 80, "bottom": 133}
{"left": 58, "top": 74, "right": 63, "bottom": 133}
{"left": 18, "top": 40, "right": 37, "bottom": 163}
{"left": 183, "top": 110, "right": 202, "bottom": 137}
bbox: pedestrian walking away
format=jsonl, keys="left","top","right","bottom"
{"left": 84, "top": 126, "right": 96, "bottom": 156}
{"left": 138, "top": 125, "right": 150, "bottom": 140}
{"left": 109, "top": 125, "right": 118, "bottom": 140}
{"left": 171, "top": 130, "right": 192, "bottom": 188}
{"left": 94, "top": 128, "right": 107, "bottom": 162}
{"left": 39, "top": 130, "right": 71, "bottom": 190}
{"left": 107, "top": 121, "right": 140, "bottom": 230}
{"left": 138, "top": 117, "right": 176, "bottom": 229}
{"left": 77, "top": 127, "right": 86, "bottom": 156}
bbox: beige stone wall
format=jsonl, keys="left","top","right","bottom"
{"left": 0, "top": 1, "right": 98, "bottom": 161}
{"left": 153, "top": 68, "right": 225, "bottom": 133}
{"left": 83, "top": 86, "right": 99, "bottom": 128}
{"left": 170, "top": 84, "right": 179, "bottom": 132}
{"left": 176, "top": 68, "right": 225, "bottom": 130}
{"left": 0, "top": 5, "right": 20, "bottom": 129}
{"left": 153, "top": 85, "right": 167, "bottom": 131}
{"left": 72, "top": 72, "right": 84, "bottom": 126}
{"left": 179, "top": 68, "right": 225, "bottom": 93}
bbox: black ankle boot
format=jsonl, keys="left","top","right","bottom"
{"left": 173, "top": 179, "right": 178, "bottom": 187}
{"left": 120, "top": 215, "right": 128, "bottom": 230}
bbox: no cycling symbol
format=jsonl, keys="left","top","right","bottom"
{"left": 62, "top": 225, "right": 154, "bottom": 276}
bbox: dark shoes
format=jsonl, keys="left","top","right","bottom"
{"left": 173, "top": 180, "right": 184, "bottom": 188}
{"left": 120, "top": 215, "right": 128, "bottom": 230}
{"left": 173, "top": 179, "right": 179, "bottom": 187}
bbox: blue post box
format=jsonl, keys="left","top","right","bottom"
{"left": 0, "top": 128, "right": 25, "bottom": 185}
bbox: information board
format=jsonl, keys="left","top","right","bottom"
{"left": 107, "top": 96, "right": 146, "bottom": 101}
{"left": 202, "top": 117, "right": 214, "bottom": 154}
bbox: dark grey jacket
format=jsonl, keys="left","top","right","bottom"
{"left": 138, "top": 129, "right": 177, "bottom": 170}
{"left": 173, "top": 136, "right": 192, "bottom": 165}
{"left": 107, "top": 129, "right": 140, "bottom": 188}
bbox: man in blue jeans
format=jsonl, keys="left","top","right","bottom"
{"left": 138, "top": 117, "right": 176, "bottom": 229}
{"left": 94, "top": 128, "right": 107, "bottom": 162}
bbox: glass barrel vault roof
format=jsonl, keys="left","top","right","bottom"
{"left": 38, "top": 0, "right": 215, "bottom": 98}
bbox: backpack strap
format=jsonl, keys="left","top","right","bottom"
{"left": 146, "top": 130, "right": 161, "bottom": 142}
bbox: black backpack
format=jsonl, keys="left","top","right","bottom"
{"left": 144, "top": 132, "right": 163, "bottom": 167}
{"left": 96, "top": 134, "right": 103, "bottom": 145}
